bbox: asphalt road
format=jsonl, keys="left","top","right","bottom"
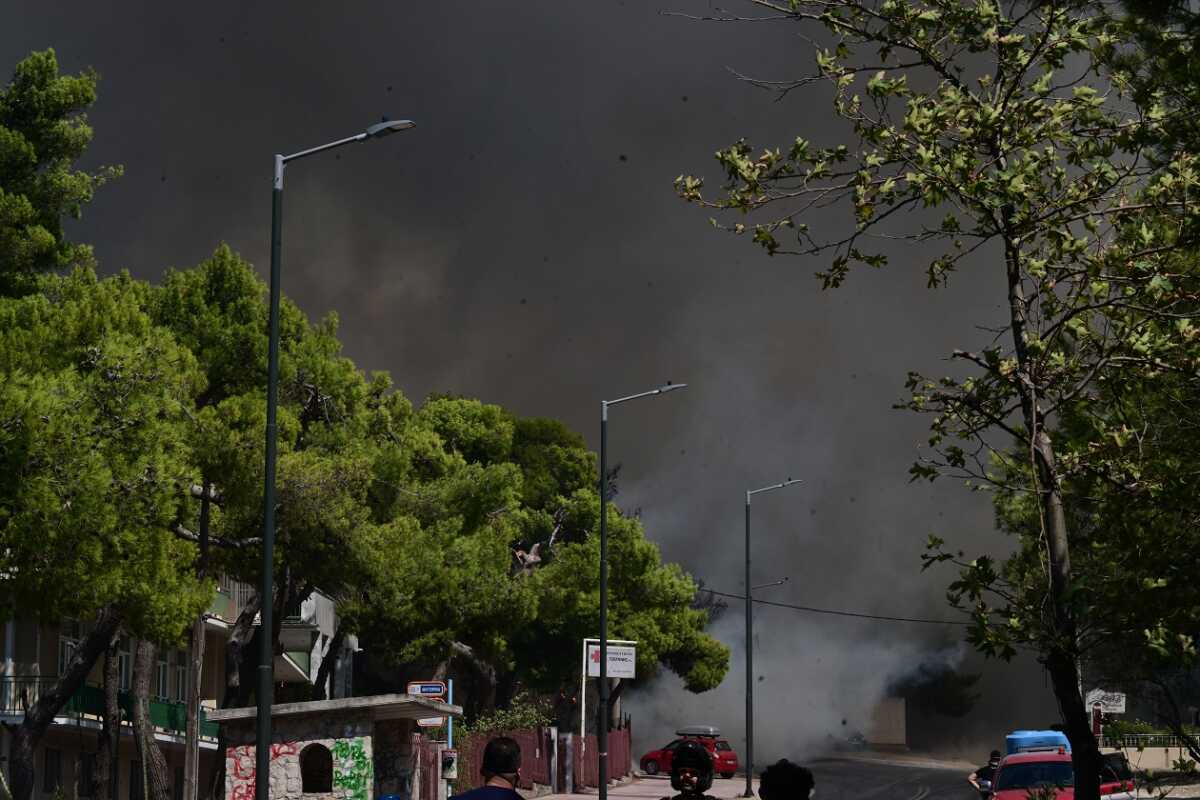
{"left": 541, "top": 758, "right": 973, "bottom": 800}
{"left": 808, "top": 757, "right": 972, "bottom": 800}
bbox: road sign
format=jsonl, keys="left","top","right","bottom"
{"left": 408, "top": 680, "right": 448, "bottom": 726}
{"left": 1086, "top": 688, "right": 1126, "bottom": 714}
{"left": 586, "top": 643, "right": 636, "bottom": 679}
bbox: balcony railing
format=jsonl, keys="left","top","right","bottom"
{"left": 0, "top": 677, "right": 218, "bottom": 739}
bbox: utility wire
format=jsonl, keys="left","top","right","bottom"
{"left": 701, "top": 589, "right": 970, "bottom": 626}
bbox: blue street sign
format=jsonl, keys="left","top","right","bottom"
{"left": 407, "top": 681, "right": 447, "bottom": 697}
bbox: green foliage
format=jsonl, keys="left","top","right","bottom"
{"left": 677, "top": 0, "right": 1200, "bottom": 778}
{"left": 0, "top": 269, "right": 210, "bottom": 640}
{"left": 0, "top": 50, "right": 119, "bottom": 296}
{"left": 458, "top": 691, "right": 553, "bottom": 736}
{"left": 0, "top": 233, "right": 726, "bottom": 700}
{"left": 147, "top": 247, "right": 727, "bottom": 695}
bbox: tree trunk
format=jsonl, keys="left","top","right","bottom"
{"left": 95, "top": 638, "right": 122, "bottom": 800}
{"left": 131, "top": 640, "right": 171, "bottom": 800}
{"left": 606, "top": 679, "right": 624, "bottom": 732}
{"left": 184, "top": 486, "right": 212, "bottom": 800}
{"left": 1001, "top": 220, "right": 1101, "bottom": 800}
{"left": 449, "top": 641, "right": 496, "bottom": 712}
{"left": 310, "top": 624, "right": 345, "bottom": 701}
{"left": 210, "top": 590, "right": 261, "bottom": 800}
{"left": 8, "top": 606, "right": 122, "bottom": 800}
{"left": 222, "top": 592, "right": 261, "bottom": 709}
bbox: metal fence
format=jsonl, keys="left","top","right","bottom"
{"left": 452, "top": 728, "right": 553, "bottom": 792}
{"left": 423, "top": 723, "right": 633, "bottom": 796}
{"left": 1103, "top": 733, "right": 1196, "bottom": 749}
{"left": 414, "top": 733, "right": 442, "bottom": 800}
{"left": 572, "top": 725, "right": 632, "bottom": 790}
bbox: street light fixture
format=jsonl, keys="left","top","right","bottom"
{"left": 752, "top": 577, "right": 789, "bottom": 592}
{"left": 257, "top": 118, "right": 415, "bottom": 800}
{"left": 598, "top": 382, "right": 687, "bottom": 800}
{"left": 743, "top": 478, "right": 802, "bottom": 798}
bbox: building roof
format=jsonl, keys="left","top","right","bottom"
{"left": 207, "top": 693, "right": 462, "bottom": 723}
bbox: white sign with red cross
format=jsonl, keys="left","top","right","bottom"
{"left": 585, "top": 643, "right": 636, "bottom": 679}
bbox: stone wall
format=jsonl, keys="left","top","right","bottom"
{"left": 223, "top": 713, "right": 375, "bottom": 800}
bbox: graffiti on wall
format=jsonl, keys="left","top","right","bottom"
{"left": 333, "top": 738, "right": 373, "bottom": 800}
{"left": 227, "top": 742, "right": 300, "bottom": 800}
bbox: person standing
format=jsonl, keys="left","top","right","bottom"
{"left": 450, "top": 737, "right": 524, "bottom": 800}
{"left": 967, "top": 750, "right": 1003, "bottom": 798}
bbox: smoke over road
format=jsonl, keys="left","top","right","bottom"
{"left": 2, "top": 0, "right": 1054, "bottom": 758}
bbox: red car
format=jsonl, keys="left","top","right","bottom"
{"left": 640, "top": 726, "right": 739, "bottom": 779}
{"left": 990, "top": 751, "right": 1137, "bottom": 800}
{"left": 991, "top": 752, "right": 1075, "bottom": 799}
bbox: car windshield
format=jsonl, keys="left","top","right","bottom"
{"left": 715, "top": 742, "right": 732, "bottom": 751}
{"left": 1102, "top": 756, "right": 1132, "bottom": 781}
{"left": 996, "top": 763, "right": 1074, "bottom": 790}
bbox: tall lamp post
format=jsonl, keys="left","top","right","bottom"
{"left": 743, "top": 478, "right": 802, "bottom": 798}
{"left": 598, "top": 382, "right": 687, "bottom": 800}
{"left": 257, "top": 118, "right": 415, "bottom": 800}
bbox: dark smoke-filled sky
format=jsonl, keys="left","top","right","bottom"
{"left": 3, "top": 0, "right": 1053, "bottom": 760}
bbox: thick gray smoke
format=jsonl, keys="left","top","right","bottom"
{"left": 628, "top": 617, "right": 967, "bottom": 765}
{"left": 3, "top": 0, "right": 1054, "bottom": 759}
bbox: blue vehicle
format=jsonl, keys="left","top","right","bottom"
{"left": 1005, "top": 730, "right": 1071, "bottom": 755}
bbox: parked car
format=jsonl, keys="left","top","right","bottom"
{"left": 639, "top": 726, "right": 740, "bottom": 779}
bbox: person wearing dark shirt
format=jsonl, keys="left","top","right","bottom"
{"left": 967, "top": 751, "right": 1002, "bottom": 798}
{"left": 758, "top": 758, "right": 816, "bottom": 800}
{"left": 660, "top": 740, "right": 718, "bottom": 800}
{"left": 450, "top": 736, "right": 523, "bottom": 800}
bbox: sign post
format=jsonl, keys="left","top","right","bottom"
{"left": 408, "top": 680, "right": 449, "bottom": 728}
{"left": 580, "top": 638, "right": 636, "bottom": 756}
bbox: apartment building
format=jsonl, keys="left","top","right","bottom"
{"left": 0, "top": 578, "right": 354, "bottom": 800}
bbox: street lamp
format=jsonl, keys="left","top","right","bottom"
{"left": 257, "top": 118, "right": 415, "bottom": 800}
{"left": 598, "top": 382, "right": 687, "bottom": 800}
{"left": 743, "top": 478, "right": 802, "bottom": 798}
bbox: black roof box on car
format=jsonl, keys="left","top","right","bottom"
{"left": 676, "top": 725, "right": 721, "bottom": 737}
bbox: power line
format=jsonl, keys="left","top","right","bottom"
{"left": 701, "top": 589, "right": 970, "bottom": 626}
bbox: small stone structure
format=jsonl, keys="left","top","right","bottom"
{"left": 210, "top": 694, "right": 461, "bottom": 800}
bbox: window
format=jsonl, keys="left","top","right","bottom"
{"left": 43, "top": 748, "right": 62, "bottom": 793}
{"left": 172, "top": 767, "right": 184, "bottom": 800}
{"left": 118, "top": 638, "right": 132, "bottom": 691}
{"left": 156, "top": 652, "right": 169, "bottom": 700}
{"left": 79, "top": 753, "right": 96, "bottom": 799}
{"left": 300, "top": 744, "right": 333, "bottom": 793}
{"left": 174, "top": 651, "right": 188, "bottom": 703}
{"left": 995, "top": 762, "right": 1074, "bottom": 790}
{"left": 129, "top": 761, "right": 142, "bottom": 800}
{"left": 57, "top": 620, "right": 81, "bottom": 676}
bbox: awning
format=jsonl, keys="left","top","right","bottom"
{"left": 207, "top": 693, "right": 462, "bottom": 723}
